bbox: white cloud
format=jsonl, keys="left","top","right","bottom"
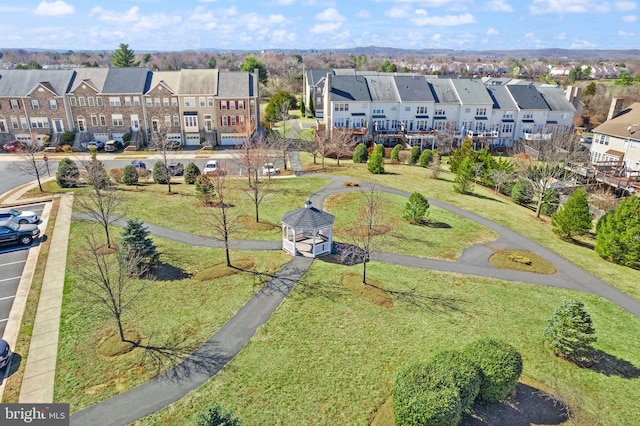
{"left": 411, "top": 12, "right": 476, "bottom": 26}
{"left": 486, "top": 27, "right": 499, "bottom": 35}
{"left": 485, "top": 0, "right": 513, "bottom": 12}
{"left": 570, "top": 38, "right": 597, "bottom": 48}
{"left": 356, "top": 9, "right": 370, "bottom": 18}
{"left": 529, "top": 0, "right": 610, "bottom": 15}
{"left": 310, "top": 22, "right": 343, "bottom": 34}
{"left": 622, "top": 14, "right": 638, "bottom": 22}
{"left": 132, "top": 13, "right": 182, "bottom": 32}
{"left": 90, "top": 6, "right": 140, "bottom": 23}
{"left": 270, "top": 29, "right": 296, "bottom": 43}
{"left": 618, "top": 29, "right": 635, "bottom": 36}
{"left": 316, "top": 7, "right": 345, "bottom": 21}
{"left": 431, "top": 34, "right": 442, "bottom": 42}
{"left": 34, "top": 1, "right": 74, "bottom": 16}
{"left": 385, "top": 6, "right": 411, "bottom": 18}
{"left": 615, "top": 1, "right": 637, "bottom": 11}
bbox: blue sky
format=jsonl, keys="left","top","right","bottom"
{"left": 0, "top": 0, "right": 638, "bottom": 51}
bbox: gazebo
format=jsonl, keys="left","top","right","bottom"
{"left": 281, "top": 200, "right": 334, "bottom": 258}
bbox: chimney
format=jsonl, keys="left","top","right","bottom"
{"left": 607, "top": 98, "right": 624, "bottom": 120}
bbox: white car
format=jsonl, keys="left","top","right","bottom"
{"left": 203, "top": 160, "right": 219, "bottom": 175}
{"left": 262, "top": 163, "right": 277, "bottom": 175}
{"left": 0, "top": 208, "right": 39, "bottom": 224}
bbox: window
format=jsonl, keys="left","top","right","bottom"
{"left": 405, "top": 106, "right": 411, "bottom": 112}
{"left": 11, "top": 116, "right": 19, "bottom": 129}
{"left": 220, "top": 101, "right": 227, "bottom": 110}
{"left": 208, "top": 97, "right": 214, "bottom": 107}
{"left": 250, "top": 99, "right": 255, "bottom": 107}
{"left": 434, "top": 108, "right": 445, "bottom": 116}
{"left": 417, "top": 120, "right": 428, "bottom": 130}
{"left": 475, "top": 107, "right": 486, "bottom": 116}
{"left": 112, "top": 114, "right": 124, "bottom": 127}
{"left": 165, "top": 114, "right": 171, "bottom": 127}
{"left": 184, "top": 116, "right": 198, "bottom": 127}
{"left": 173, "top": 114, "right": 180, "bottom": 127}
{"left": 184, "top": 97, "right": 195, "bottom": 107}
{"left": 597, "top": 134, "right": 609, "bottom": 146}
{"left": 231, "top": 116, "right": 236, "bottom": 126}
{"left": 502, "top": 123, "right": 513, "bottom": 133}
{"left": 87, "top": 97, "right": 94, "bottom": 107}
{"left": 49, "top": 99, "right": 58, "bottom": 109}
{"left": 154, "top": 98, "right": 161, "bottom": 107}
{"left": 230, "top": 101, "right": 236, "bottom": 110}
{"left": 238, "top": 100, "right": 245, "bottom": 110}
{"left": 416, "top": 106, "right": 428, "bottom": 114}
{"left": 373, "top": 108, "right": 384, "bottom": 114}
{"left": 222, "top": 116, "right": 228, "bottom": 126}
{"left": 125, "top": 96, "right": 131, "bottom": 106}
{"left": 199, "top": 97, "right": 206, "bottom": 107}
{"left": 30, "top": 117, "right": 49, "bottom": 128}
{"left": 69, "top": 97, "right": 77, "bottom": 107}
{"left": 99, "top": 114, "right": 106, "bottom": 126}
{"left": 335, "top": 103, "right": 349, "bottom": 112}
{"left": 31, "top": 100, "right": 40, "bottom": 110}
{"left": 78, "top": 97, "right": 86, "bottom": 107}
{"left": 146, "top": 98, "right": 153, "bottom": 107}
{"left": 523, "top": 112, "right": 533, "bottom": 120}
{"left": 434, "top": 121, "right": 447, "bottom": 131}
{"left": 10, "top": 100, "right": 19, "bottom": 109}
{"left": 503, "top": 111, "right": 513, "bottom": 120}
{"left": 465, "top": 108, "right": 471, "bottom": 113}
{"left": 133, "top": 97, "right": 140, "bottom": 106}
{"left": 96, "top": 97, "right": 103, "bottom": 106}
{"left": 91, "top": 114, "right": 98, "bottom": 126}
{"left": 20, "top": 116, "right": 29, "bottom": 129}
{"left": 163, "top": 97, "right": 170, "bottom": 107}
{"left": 239, "top": 115, "right": 245, "bottom": 125}
{"left": 171, "top": 97, "right": 178, "bottom": 107}
{"left": 109, "top": 97, "right": 121, "bottom": 107}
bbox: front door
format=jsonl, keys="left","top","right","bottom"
{"left": 0, "top": 119, "right": 6, "bottom": 133}
{"left": 53, "top": 119, "right": 63, "bottom": 133}
{"left": 130, "top": 114, "right": 139, "bottom": 131}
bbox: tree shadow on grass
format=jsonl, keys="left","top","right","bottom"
{"left": 153, "top": 262, "right": 191, "bottom": 281}
{"left": 466, "top": 191, "right": 507, "bottom": 203}
{"left": 589, "top": 349, "right": 640, "bottom": 378}
{"left": 367, "top": 282, "right": 466, "bottom": 314}
{"left": 413, "top": 219, "right": 452, "bottom": 229}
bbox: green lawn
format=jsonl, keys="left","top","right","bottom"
{"left": 54, "top": 221, "right": 291, "bottom": 412}
{"left": 140, "top": 261, "right": 640, "bottom": 425}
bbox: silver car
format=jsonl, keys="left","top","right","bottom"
{"left": 0, "top": 208, "right": 39, "bottom": 224}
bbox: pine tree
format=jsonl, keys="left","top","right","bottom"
{"left": 403, "top": 192, "right": 430, "bottom": 224}
{"left": 544, "top": 300, "right": 596, "bottom": 365}
{"left": 552, "top": 187, "right": 592, "bottom": 239}
{"left": 111, "top": 43, "right": 139, "bottom": 67}
{"left": 352, "top": 143, "right": 369, "bottom": 163}
{"left": 368, "top": 147, "right": 385, "bottom": 174}
{"left": 120, "top": 219, "right": 159, "bottom": 268}
{"left": 390, "top": 144, "right": 403, "bottom": 162}
{"left": 56, "top": 157, "right": 79, "bottom": 188}
{"left": 595, "top": 196, "right": 640, "bottom": 267}
{"left": 418, "top": 149, "right": 434, "bottom": 167}
{"left": 152, "top": 161, "right": 169, "bottom": 184}
{"left": 121, "top": 164, "right": 139, "bottom": 186}
{"left": 453, "top": 157, "right": 474, "bottom": 194}
{"left": 184, "top": 162, "right": 201, "bottom": 184}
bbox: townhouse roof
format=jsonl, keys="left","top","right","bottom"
{"left": 485, "top": 84, "right": 517, "bottom": 110}
{"left": 103, "top": 68, "right": 151, "bottom": 94}
{"left": 306, "top": 69, "right": 333, "bottom": 86}
{"left": 217, "top": 71, "right": 256, "bottom": 98}
{"left": 537, "top": 85, "right": 576, "bottom": 113}
{"left": 593, "top": 102, "right": 640, "bottom": 141}
{"left": 70, "top": 68, "right": 109, "bottom": 92}
{"left": 393, "top": 75, "right": 435, "bottom": 102}
{"left": 0, "top": 69, "right": 74, "bottom": 97}
{"left": 450, "top": 78, "right": 493, "bottom": 105}
{"left": 365, "top": 75, "right": 399, "bottom": 102}
{"left": 148, "top": 71, "right": 181, "bottom": 94}
{"left": 329, "top": 75, "right": 371, "bottom": 102}
{"left": 507, "top": 84, "right": 551, "bottom": 110}
{"left": 428, "top": 78, "right": 460, "bottom": 104}
{"left": 177, "top": 69, "right": 218, "bottom": 95}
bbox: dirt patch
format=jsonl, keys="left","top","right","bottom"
{"left": 97, "top": 330, "right": 141, "bottom": 357}
{"left": 192, "top": 258, "right": 256, "bottom": 281}
{"left": 342, "top": 273, "right": 393, "bottom": 309}
{"left": 489, "top": 249, "right": 557, "bottom": 275}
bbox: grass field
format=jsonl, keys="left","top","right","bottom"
{"left": 139, "top": 261, "right": 640, "bottom": 425}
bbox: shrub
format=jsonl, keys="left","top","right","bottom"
{"left": 121, "top": 165, "right": 139, "bottom": 185}
{"left": 184, "top": 162, "right": 201, "bottom": 184}
{"left": 418, "top": 149, "right": 434, "bottom": 167}
{"left": 552, "top": 187, "right": 593, "bottom": 240}
{"left": 462, "top": 338, "right": 523, "bottom": 403}
{"left": 390, "top": 144, "right": 403, "bottom": 162}
{"left": 195, "top": 174, "right": 216, "bottom": 206}
{"left": 367, "top": 148, "right": 385, "bottom": 174}
{"left": 61, "top": 130, "right": 75, "bottom": 145}
{"left": 408, "top": 145, "right": 421, "bottom": 165}
{"left": 373, "top": 143, "right": 385, "bottom": 157}
{"left": 56, "top": 157, "right": 79, "bottom": 188}
{"left": 343, "top": 181, "right": 359, "bottom": 187}
{"left": 544, "top": 299, "right": 596, "bottom": 365}
{"left": 397, "top": 151, "right": 410, "bottom": 164}
{"left": 453, "top": 157, "right": 474, "bottom": 194}
{"left": 109, "top": 168, "right": 123, "bottom": 184}
{"left": 541, "top": 187, "right": 560, "bottom": 216}
{"left": 152, "top": 161, "right": 170, "bottom": 184}
{"left": 511, "top": 179, "right": 533, "bottom": 205}
{"left": 392, "top": 361, "right": 462, "bottom": 426}
{"left": 193, "top": 404, "right": 242, "bottom": 426}
{"left": 403, "top": 192, "right": 430, "bottom": 224}
{"left": 595, "top": 196, "right": 640, "bottom": 267}
{"left": 352, "top": 143, "right": 369, "bottom": 163}
{"left": 429, "top": 350, "right": 481, "bottom": 412}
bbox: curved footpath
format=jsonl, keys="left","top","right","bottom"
{"left": 19, "top": 153, "right": 634, "bottom": 425}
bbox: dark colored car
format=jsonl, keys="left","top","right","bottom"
{"left": 0, "top": 220, "right": 40, "bottom": 246}
{"left": 167, "top": 140, "right": 182, "bottom": 150}
{"left": 0, "top": 339, "right": 10, "bottom": 370}
{"left": 131, "top": 160, "right": 147, "bottom": 169}
{"left": 168, "top": 162, "right": 184, "bottom": 176}
{"left": 2, "top": 140, "right": 27, "bottom": 153}
{"left": 104, "top": 140, "right": 122, "bottom": 152}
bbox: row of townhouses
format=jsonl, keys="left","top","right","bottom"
{"left": 304, "top": 69, "right": 582, "bottom": 149}
{"left": 0, "top": 68, "right": 260, "bottom": 148}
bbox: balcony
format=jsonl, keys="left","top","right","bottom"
{"left": 466, "top": 130, "right": 499, "bottom": 139}
{"left": 522, "top": 131, "right": 552, "bottom": 141}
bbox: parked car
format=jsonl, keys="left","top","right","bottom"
{"left": 0, "top": 208, "right": 39, "bottom": 224}
{"left": 0, "top": 339, "right": 10, "bottom": 370}
{"left": 86, "top": 140, "right": 105, "bottom": 150}
{"left": 2, "top": 140, "right": 27, "bottom": 153}
{"left": 131, "top": 160, "right": 147, "bottom": 169}
{"left": 203, "top": 160, "right": 219, "bottom": 175}
{"left": 263, "top": 163, "right": 277, "bottom": 175}
{"left": 168, "top": 162, "right": 184, "bottom": 176}
{"left": 167, "top": 140, "right": 182, "bottom": 150}
{"left": 0, "top": 220, "right": 40, "bottom": 246}
{"left": 103, "top": 140, "right": 121, "bottom": 152}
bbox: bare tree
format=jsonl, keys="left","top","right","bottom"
{"left": 430, "top": 150, "right": 441, "bottom": 179}
{"left": 342, "top": 187, "right": 391, "bottom": 284}
{"left": 75, "top": 186, "right": 124, "bottom": 248}
{"left": 9, "top": 142, "right": 48, "bottom": 192}
{"left": 74, "top": 234, "right": 148, "bottom": 343}
{"left": 296, "top": 137, "right": 321, "bottom": 165}
{"left": 150, "top": 122, "right": 180, "bottom": 194}
{"left": 237, "top": 136, "right": 268, "bottom": 186}
{"left": 322, "top": 129, "right": 357, "bottom": 167}
{"left": 203, "top": 166, "right": 240, "bottom": 267}
{"left": 489, "top": 168, "right": 516, "bottom": 194}
{"left": 245, "top": 168, "right": 270, "bottom": 223}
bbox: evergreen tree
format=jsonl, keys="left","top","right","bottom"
{"left": 152, "top": 161, "right": 169, "bottom": 184}
{"left": 56, "top": 157, "right": 79, "bottom": 188}
{"left": 595, "top": 196, "right": 640, "bottom": 267}
{"left": 352, "top": 143, "right": 369, "bottom": 163}
{"left": 85, "top": 154, "right": 110, "bottom": 192}
{"left": 390, "top": 144, "right": 403, "bottom": 162}
{"left": 184, "top": 162, "right": 201, "bottom": 184}
{"left": 368, "top": 148, "right": 385, "bottom": 174}
{"left": 552, "top": 187, "right": 593, "bottom": 239}
{"left": 195, "top": 174, "right": 216, "bottom": 206}
{"left": 511, "top": 179, "right": 533, "bottom": 205}
{"left": 121, "top": 164, "right": 139, "bottom": 186}
{"left": 403, "top": 192, "right": 430, "bottom": 224}
{"left": 120, "top": 218, "right": 159, "bottom": 268}
{"left": 449, "top": 139, "right": 473, "bottom": 173}
{"left": 111, "top": 43, "right": 138, "bottom": 67}
{"left": 453, "top": 157, "right": 474, "bottom": 194}
{"left": 544, "top": 299, "right": 596, "bottom": 365}
{"left": 418, "top": 149, "right": 434, "bottom": 167}
{"left": 408, "top": 145, "right": 421, "bottom": 165}
{"left": 264, "top": 91, "right": 296, "bottom": 122}
{"left": 541, "top": 187, "right": 560, "bottom": 216}
{"left": 240, "top": 56, "right": 268, "bottom": 85}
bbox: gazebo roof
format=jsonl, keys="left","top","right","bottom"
{"left": 281, "top": 201, "right": 335, "bottom": 230}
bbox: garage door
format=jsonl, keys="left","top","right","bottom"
{"left": 220, "top": 134, "right": 247, "bottom": 146}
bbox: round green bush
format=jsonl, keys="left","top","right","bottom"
{"left": 408, "top": 146, "right": 421, "bottom": 165}
{"left": 352, "top": 143, "right": 369, "bottom": 163}
{"left": 367, "top": 149, "right": 385, "bottom": 174}
{"left": 419, "top": 149, "right": 434, "bottom": 167}
{"left": 511, "top": 179, "right": 533, "bottom": 205}
{"left": 184, "top": 162, "right": 201, "bottom": 184}
{"left": 56, "top": 157, "right": 79, "bottom": 188}
{"left": 462, "top": 338, "right": 523, "bottom": 403}
{"left": 121, "top": 164, "right": 139, "bottom": 185}
{"left": 392, "top": 361, "right": 462, "bottom": 426}
{"left": 390, "top": 144, "right": 403, "bottom": 162}
{"left": 429, "top": 350, "right": 481, "bottom": 412}
{"left": 152, "top": 161, "right": 169, "bottom": 184}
